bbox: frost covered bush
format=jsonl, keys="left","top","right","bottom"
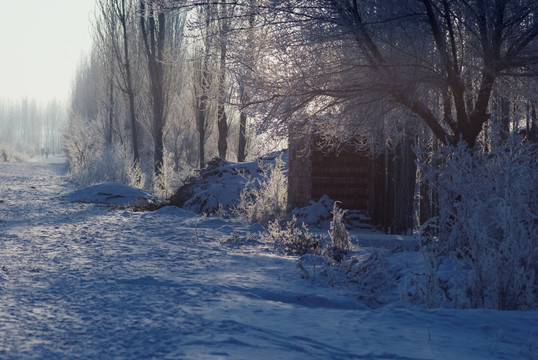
{"left": 338, "top": 250, "right": 395, "bottom": 307}
{"left": 261, "top": 216, "right": 322, "bottom": 255}
{"left": 67, "top": 142, "right": 144, "bottom": 189}
{"left": 416, "top": 135, "right": 538, "bottom": 310}
{"left": 324, "top": 201, "right": 353, "bottom": 261}
{"left": 0, "top": 143, "right": 31, "bottom": 162}
{"left": 297, "top": 249, "right": 396, "bottom": 307}
{"left": 328, "top": 202, "right": 352, "bottom": 251}
{"left": 63, "top": 114, "right": 144, "bottom": 188}
{"left": 233, "top": 155, "right": 287, "bottom": 226}
{"left": 153, "top": 153, "right": 189, "bottom": 197}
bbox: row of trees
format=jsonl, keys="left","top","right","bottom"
{"left": 64, "top": 0, "right": 261, "bottom": 194}
{"left": 65, "top": 0, "right": 538, "bottom": 190}
{"left": 0, "top": 99, "right": 65, "bottom": 161}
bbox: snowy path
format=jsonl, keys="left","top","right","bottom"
{"left": 0, "top": 157, "right": 537, "bottom": 359}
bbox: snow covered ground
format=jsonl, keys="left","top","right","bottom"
{"left": 0, "top": 156, "right": 537, "bottom": 359}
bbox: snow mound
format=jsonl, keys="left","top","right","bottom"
{"left": 66, "top": 182, "right": 159, "bottom": 206}
{"left": 291, "top": 194, "right": 334, "bottom": 227}
{"left": 170, "top": 151, "right": 287, "bottom": 214}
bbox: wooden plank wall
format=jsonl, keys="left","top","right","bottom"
{"left": 310, "top": 149, "right": 370, "bottom": 212}
{"left": 288, "top": 130, "right": 417, "bottom": 234}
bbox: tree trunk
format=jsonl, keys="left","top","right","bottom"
{"left": 196, "top": 79, "right": 209, "bottom": 168}
{"left": 140, "top": 0, "right": 167, "bottom": 176}
{"left": 106, "top": 79, "right": 114, "bottom": 147}
{"left": 499, "top": 97, "right": 510, "bottom": 142}
{"left": 127, "top": 88, "right": 139, "bottom": 165}
{"left": 531, "top": 106, "right": 538, "bottom": 143}
{"left": 216, "top": 2, "right": 229, "bottom": 159}
{"left": 217, "top": 104, "right": 228, "bottom": 158}
{"left": 237, "top": 84, "right": 249, "bottom": 162}
{"left": 119, "top": 0, "right": 139, "bottom": 165}
{"left": 123, "top": 47, "right": 139, "bottom": 164}
{"left": 237, "top": 110, "right": 248, "bottom": 162}
{"left": 198, "top": 129, "right": 206, "bottom": 169}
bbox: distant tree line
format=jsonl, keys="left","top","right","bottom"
{"left": 0, "top": 98, "right": 64, "bottom": 161}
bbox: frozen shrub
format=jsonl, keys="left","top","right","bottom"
{"left": 233, "top": 155, "right": 287, "bottom": 226}
{"left": 64, "top": 117, "right": 149, "bottom": 190}
{"left": 324, "top": 201, "right": 353, "bottom": 262}
{"left": 260, "top": 216, "right": 322, "bottom": 256}
{"left": 328, "top": 202, "right": 352, "bottom": 251}
{"left": 0, "top": 145, "right": 29, "bottom": 162}
{"left": 416, "top": 135, "right": 538, "bottom": 310}
{"left": 413, "top": 218, "right": 454, "bottom": 308}
{"left": 153, "top": 153, "right": 189, "bottom": 198}
{"left": 338, "top": 250, "right": 395, "bottom": 307}
{"left": 127, "top": 160, "right": 148, "bottom": 190}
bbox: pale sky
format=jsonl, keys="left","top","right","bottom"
{"left": 0, "top": 0, "right": 95, "bottom": 104}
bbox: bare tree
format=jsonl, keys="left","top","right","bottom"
{"left": 235, "top": 0, "right": 258, "bottom": 162}
{"left": 95, "top": 0, "right": 141, "bottom": 164}
{"left": 191, "top": 50, "right": 213, "bottom": 168}
{"left": 237, "top": 83, "right": 249, "bottom": 162}
{"left": 215, "top": 1, "right": 231, "bottom": 159}
{"left": 140, "top": 0, "right": 168, "bottom": 175}
{"left": 189, "top": 4, "right": 220, "bottom": 168}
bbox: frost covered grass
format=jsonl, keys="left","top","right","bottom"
{"left": 260, "top": 216, "right": 323, "bottom": 255}
{"left": 66, "top": 142, "right": 145, "bottom": 189}
{"left": 259, "top": 201, "right": 353, "bottom": 258}
{"left": 232, "top": 154, "right": 288, "bottom": 226}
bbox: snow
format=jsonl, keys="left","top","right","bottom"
{"left": 172, "top": 152, "right": 286, "bottom": 215}
{"left": 66, "top": 181, "right": 159, "bottom": 206}
{"left": 0, "top": 155, "right": 537, "bottom": 359}
{"left": 291, "top": 194, "right": 334, "bottom": 227}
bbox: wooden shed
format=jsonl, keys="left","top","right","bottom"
{"left": 288, "top": 136, "right": 370, "bottom": 211}
{"left": 288, "top": 131, "right": 371, "bottom": 212}
{"left": 288, "top": 129, "right": 416, "bottom": 234}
